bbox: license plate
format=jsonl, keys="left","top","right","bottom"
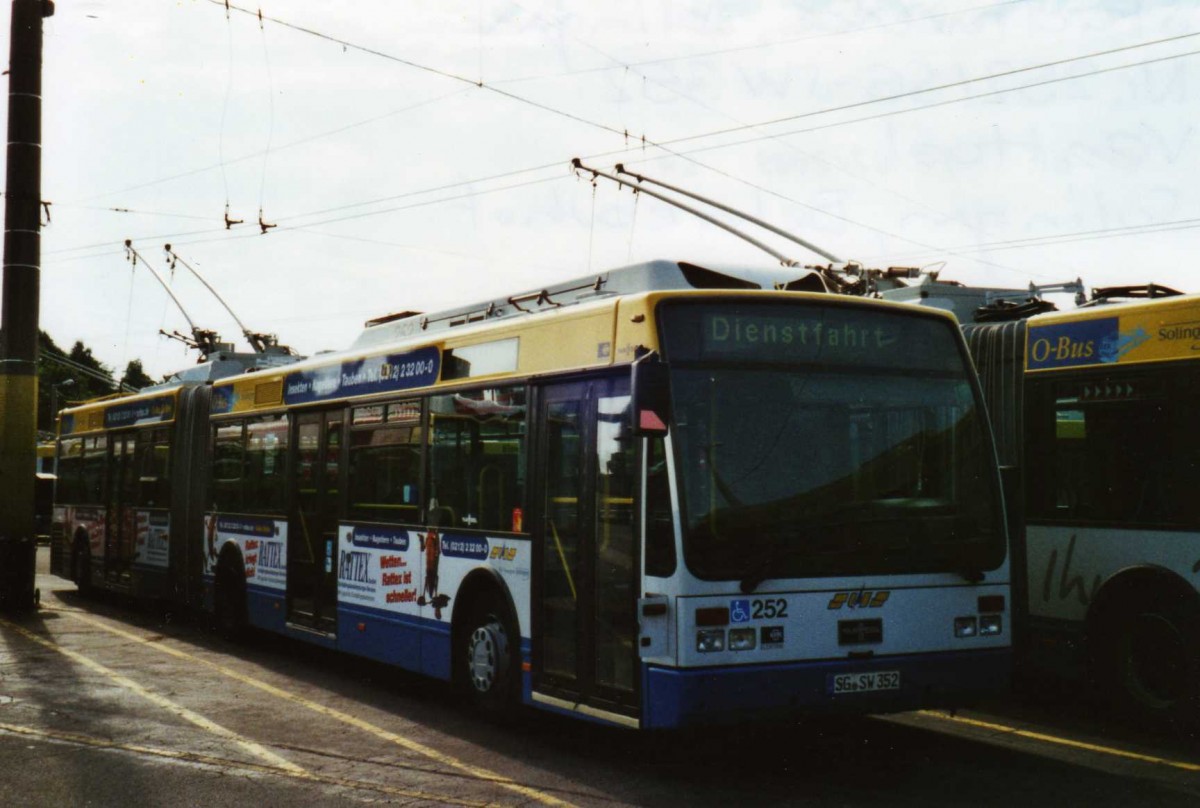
{"left": 828, "top": 670, "right": 901, "bottom": 695}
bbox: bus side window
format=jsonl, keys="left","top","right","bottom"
{"left": 57, "top": 437, "right": 83, "bottom": 503}
{"left": 82, "top": 436, "right": 108, "bottom": 504}
{"left": 348, "top": 401, "right": 422, "bottom": 524}
{"left": 134, "top": 428, "right": 170, "bottom": 508}
{"left": 429, "top": 387, "right": 526, "bottom": 531}
{"left": 212, "top": 422, "right": 245, "bottom": 512}
{"left": 246, "top": 415, "right": 288, "bottom": 514}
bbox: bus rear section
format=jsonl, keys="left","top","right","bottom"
{"left": 630, "top": 296, "right": 1011, "bottom": 728}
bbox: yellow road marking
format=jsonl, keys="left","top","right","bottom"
{"left": 915, "top": 710, "right": 1200, "bottom": 773}
{"left": 62, "top": 611, "right": 577, "bottom": 807}
{"left": 0, "top": 618, "right": 310, "bottom": 777}
{"left": 0, "top": 720, "right": 492, "bottom": 807}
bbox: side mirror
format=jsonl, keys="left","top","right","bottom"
{"left": 631, "top": 354, "right": 670, "bottom": 437}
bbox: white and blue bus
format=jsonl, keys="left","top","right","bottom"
{"left": 54, "top": 260, "right": 1011, "bottom": 728}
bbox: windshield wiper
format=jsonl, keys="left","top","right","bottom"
{"left": 738, "top": 532, "right": 805, "bottom": 593}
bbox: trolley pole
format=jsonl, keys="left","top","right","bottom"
{"left": 0, "top": 0, "right": 52, "bottom": 611}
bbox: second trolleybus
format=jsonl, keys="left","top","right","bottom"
{"left": 53, "top": 260, "right": 1012, "bottom": 728}
{"left": 965, "top": 288, "right": 1200, "bottom": 723}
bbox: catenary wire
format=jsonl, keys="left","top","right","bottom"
{"left": 491, "top": 0, "right": 1032, "bottom": 83}
{"left": 60, "top": 25, "right": 1195, "bottom": 238}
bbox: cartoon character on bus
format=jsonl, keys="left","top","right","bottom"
{"left": 417, "top": 528, "right": 450, "bottom": 619}
{"left": 205, "top": 512, "right": 219, "bottom": 569}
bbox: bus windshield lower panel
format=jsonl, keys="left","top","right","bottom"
{"left": 659, "top": 301, "right": 1004, "bottom": 581}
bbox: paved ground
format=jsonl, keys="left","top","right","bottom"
{"left": 0, "top": 549, "right": 1196, "bottom": 807}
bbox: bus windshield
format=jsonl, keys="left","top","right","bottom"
{"left": 659, "top": 300, "right": 1004, "bottom": 582}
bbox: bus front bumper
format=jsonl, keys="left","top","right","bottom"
{"left": 641, "top": 648, "right": 1011, "bottom": 729}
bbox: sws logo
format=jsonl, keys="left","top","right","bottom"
{"left": 828, "top": 590, "right": 890, "bottom": 610}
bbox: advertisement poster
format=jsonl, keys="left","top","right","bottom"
{"left": 134, "top": 510, "right": 170, "bottom": 568}
{"left": 336, "top": 525, "right": 529, "bottom": 624}
{"left": 203, "top": 513, "right": 287, "bottom": 591}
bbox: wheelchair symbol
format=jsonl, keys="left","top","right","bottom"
{"left": 730, "top": 599, "right": 751, "bottom": 623}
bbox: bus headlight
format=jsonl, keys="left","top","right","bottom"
{"left": 696, "top": 629, "right": 726, "bottom": 653}
{"left": 728, "top": 628, "right": 756, "bottom": 651}
{"left": 954, "top": 617, "right": 978, "bottom": 638}
{"left": 979, "top": 614, "right": 1003, "bottom": 636}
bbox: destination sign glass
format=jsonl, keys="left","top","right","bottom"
{"left": 659, "top": 301, "right": 964, "bottom": 372}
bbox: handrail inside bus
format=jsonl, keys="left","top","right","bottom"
{"left": 549, "top": 520, "right": 577, "bottom": 602}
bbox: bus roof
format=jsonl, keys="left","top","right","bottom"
{"left": 351, "top": 259, "right": 825, "bottom": 349}
{"left": 209, "top": 262, "right": 960, "bottom": 417}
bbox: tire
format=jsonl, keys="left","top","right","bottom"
{"left": 214, "top": 554, "right": 248, "bottom": 640}
{"left": 460, "top": 593, "right": 519, "bottom": 717}
{"left": 1098, "top": 601, "right": 1200, "bottom": 725}
{"left": 71, "top": 539, "right": 92, "bottom": 596}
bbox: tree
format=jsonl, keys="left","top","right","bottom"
{"left": 34, "top": 332, "right": 156, "bottom": 433}
{"left": 120, "top": 359, "right": 154, "bottom": 391}
{"left": 37, "top": 333, "right": 129, "bottom": 433}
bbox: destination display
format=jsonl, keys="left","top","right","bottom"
{"left": 660, "top": 302, "right": 963, "bottom": 371}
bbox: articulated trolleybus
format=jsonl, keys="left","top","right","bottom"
{"left": 54, "top": 260, "right": 1010, "bottom": 728}
{"left": 966, "top": 289, "right": 1200, "bottom": 722}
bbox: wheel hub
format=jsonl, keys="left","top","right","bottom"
{"left": 469, "top": 621, "right": 507, "bottom": 693}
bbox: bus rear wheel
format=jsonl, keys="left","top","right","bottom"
{"left": 1099, "top": 602, "right": 1200, "bottom": 725}
{"left": 461, "top": 594, "right": 518, "bottom": 717}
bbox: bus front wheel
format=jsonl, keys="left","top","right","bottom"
{"left": 461, "top": 594, "right": 518, "bottom": 717}
{"left": 1099, "top": 600, "right": 1200, "bottom": 724}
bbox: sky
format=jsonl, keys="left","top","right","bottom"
{"left": 17, "top": 0, "right": 1200, "bottom": 380}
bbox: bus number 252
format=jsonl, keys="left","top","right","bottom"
{"left": 752, "top": 598, "right": 788, "bottom": 619}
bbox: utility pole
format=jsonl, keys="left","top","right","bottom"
{"left": 0, "top": 0, "right": 53, "bottom": 611}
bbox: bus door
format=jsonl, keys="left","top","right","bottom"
{"left": 288, "top": 409, "right": 344, "bottom": 633}
{"left": 105, "top": 433, "right": 137, "bottom": 583}
{"left": 534, "top": 378, "right": 639, "bottom": 719}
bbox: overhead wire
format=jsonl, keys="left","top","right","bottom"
{"left": 257, "top": 6, "right": 277, "bottom": 233}
{"left": 218, "top": 0, "right": 240, "bottom": 229}
{"left": 491, "top": 0, "right": 1033, "bottom": 84}
{"left": 211, "top": 0, "right": 631, "bottom": 140}
{"left": 870, "top": 216, "right": 1200, "bottom": 263}
{"left": 208, "top": 0, "right": 956, "bottom": 247}
{"left": 50, "top": 15, "right": 1200, "bottom": 276}
{"left": 162, "top": 174, "right": 569, "bottom": 249}
{"left": 201, "top": 9, "right": 1200, "bottom": 258}
{"left": 61, "top": 20, "right": 1197, "bottom": 234}
{"left": 651, "top": 32, "right": 1200, "bottom": 150}
{"left": 506, "top": 0, "right": 975, "bottom": 234}
{"left": 61, "top": 88, "right": 471, "bottom": 206}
